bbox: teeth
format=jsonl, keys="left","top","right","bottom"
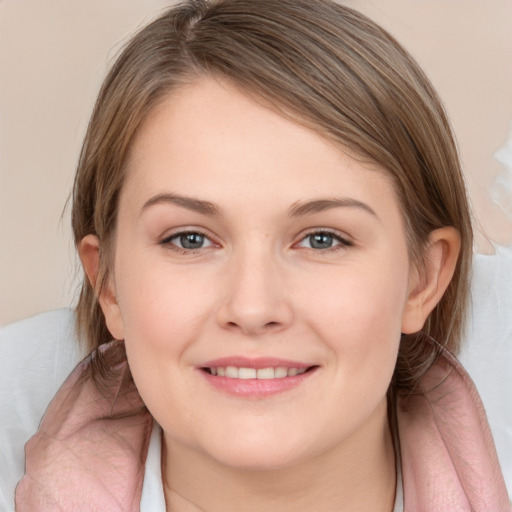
{"left": 208, "top": 366, "right": 308, "bottom": 379}
{"left": 238, "top": 368, "right": 257, "bottom": 379}
{"left": 226, "top": 366, "right": 238, "bottom": 378}
{"left": 275, "top": 367, "right": 288, "bottom": 378}
{"left": 256, "top": 368, "right": 274, "bottom": 379}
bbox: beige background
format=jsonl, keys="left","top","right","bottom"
{"left": 1, "top": 0, "right": 512, "bottom": 326}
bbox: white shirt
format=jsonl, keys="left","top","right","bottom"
{"left": 141, "top": 423, "right": 166, "bottom": 512}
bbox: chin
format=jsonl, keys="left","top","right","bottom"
{"left": 214, "top": 451, "right": 302, "bottom": 472}
{"left": 199, "top": 433, "right": 314, "bottom": 472}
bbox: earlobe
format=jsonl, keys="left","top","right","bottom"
{"left": 78, "top": 234, "right": 124, "bottom": 340}
{"left": 401, "top": 227, "right": 461, "bottom": 334}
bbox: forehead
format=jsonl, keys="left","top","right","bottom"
{"left": 122, "top": 78, "right": 400, "bottom": 220}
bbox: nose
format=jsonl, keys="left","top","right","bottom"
{"left": 216, "top": 249, "right": 294, "bottom": 336}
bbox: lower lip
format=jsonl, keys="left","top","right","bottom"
{"left": 199, "top": 368, "right": 317, "bottom": 398}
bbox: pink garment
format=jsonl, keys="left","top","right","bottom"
{"left": 16, "top": 339, "right": 511, "bottom": 511}
{"left": 398, "top": 344, "right": 510, "bottom": 511}
{"left": 16, "top": 341, "right": 153, "bottom": 511}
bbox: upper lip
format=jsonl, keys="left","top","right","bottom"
{"left": 199, "top": 357, "right": 313, "bottom": 370}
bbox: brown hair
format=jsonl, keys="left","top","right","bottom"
{"left": 72, "top": 0, "right": 473, "bottom": 392}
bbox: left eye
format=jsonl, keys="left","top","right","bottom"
{"left": 163, "top": 231, "right": 215, "bottom": 250}
{"left": 297, "top": 231, "right": 349, "bottom": 250}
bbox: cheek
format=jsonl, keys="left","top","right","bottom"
{"left": 304, "top": 260, "right": 408, "bottom": 387}
{"left": 306, "top": 260, "right": 408, "bottom": 337}
{"left": 115, "top": 252, "right": 215, "bottom": 347}
{"left": 114, "top": 262, "right": 211, "bottom": 435}
{"left": 111, "top": 250, "right": 213, "bottom": 399}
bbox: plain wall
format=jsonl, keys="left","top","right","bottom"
{"left": 1, "top": 0, "right": 511, "bottom": 326}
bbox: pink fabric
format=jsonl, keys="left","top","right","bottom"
{"left": 15, "top": 341, "right": 153, "bottom": 511}
{"left": 398, "top": 342, "right": 511, "bottom": 511}
{"left": 16, "top": 339, "right": 511, "bottom": 511}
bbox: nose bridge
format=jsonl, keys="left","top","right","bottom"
{"left": 217, "top": 241, "right": 293, "bottom": 335}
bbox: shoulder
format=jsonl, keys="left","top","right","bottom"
{"left": 0, "top": 309, "right": 87, "bottom": 512}
{"left": 459, "top": 245, "right": 512, "bottom": 495}
{"left": 397, "top": 337, "right": 511, "bottom": 509}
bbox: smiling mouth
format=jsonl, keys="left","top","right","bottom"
{"left": 202, "top": 366, "right": 317, "bottom": 380}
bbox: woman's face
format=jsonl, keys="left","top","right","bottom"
{"left": 104, "top": 78, "right": 420, "bottom": 470}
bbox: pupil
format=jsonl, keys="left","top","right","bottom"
{"left": 180, "top": 233, "right": 204, "bottom": 249}
{"left": 310, "top": 233, "right": 333, "bottom": 249}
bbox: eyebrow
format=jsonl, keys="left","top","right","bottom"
{"left": 288, "top": 198, "right": 378, "bottom": 219}
{"left": 141, "top": 193, "right": 219, "bottom": 216}
{"left": 140, "top": 193, "right": 378, "bottom": 220}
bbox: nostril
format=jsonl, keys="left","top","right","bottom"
{"left": 224, "top": 320, "right": 282, "bottom": 332}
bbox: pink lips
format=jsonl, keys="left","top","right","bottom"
{"left": 198, "top": 357, "right": 317, "bottom": 398}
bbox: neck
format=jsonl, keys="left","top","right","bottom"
{"left": 162, "top": 399, "right": 396, "bottom": 512}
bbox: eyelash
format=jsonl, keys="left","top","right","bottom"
{"left": 160, "top": 229, "right": 216, "bottom": 254}
{"left": 295, "top": 229, "right": 353, "bottom": 252}
{"left": 159, "top": 228, "right": 353, "bottom": 254}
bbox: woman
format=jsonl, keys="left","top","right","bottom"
{"left": 15, "top": 0, "right": 510, "bottom": 510}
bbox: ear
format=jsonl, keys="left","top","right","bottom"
{"left": 78, "top": 234, "right": 124, "bottom": 340}
{"left": 401, "top": 227, "right": 461, "bottom": 334}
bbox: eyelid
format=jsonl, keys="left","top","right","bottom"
{"left": 159, "top": 227, "right": 220, "bottom": 252}
{"left": 294, "top": 228, "right": 353, "bottom": 250}
{"left": 157, "top": 226, "right": 352, "bottom": 253}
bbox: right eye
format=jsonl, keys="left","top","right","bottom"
{"left": 161, "top": 231, "right": 215, "bottom": 251}
{"left": 294, "top": 229, "right": 352, "bottom": 251}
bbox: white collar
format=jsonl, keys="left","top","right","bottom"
{"left": 140, "top": 423, "right": 166, "bottom": 512}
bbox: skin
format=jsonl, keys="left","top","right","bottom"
{"left": 80, "top": 78, "right": 460, "bottom": 511}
